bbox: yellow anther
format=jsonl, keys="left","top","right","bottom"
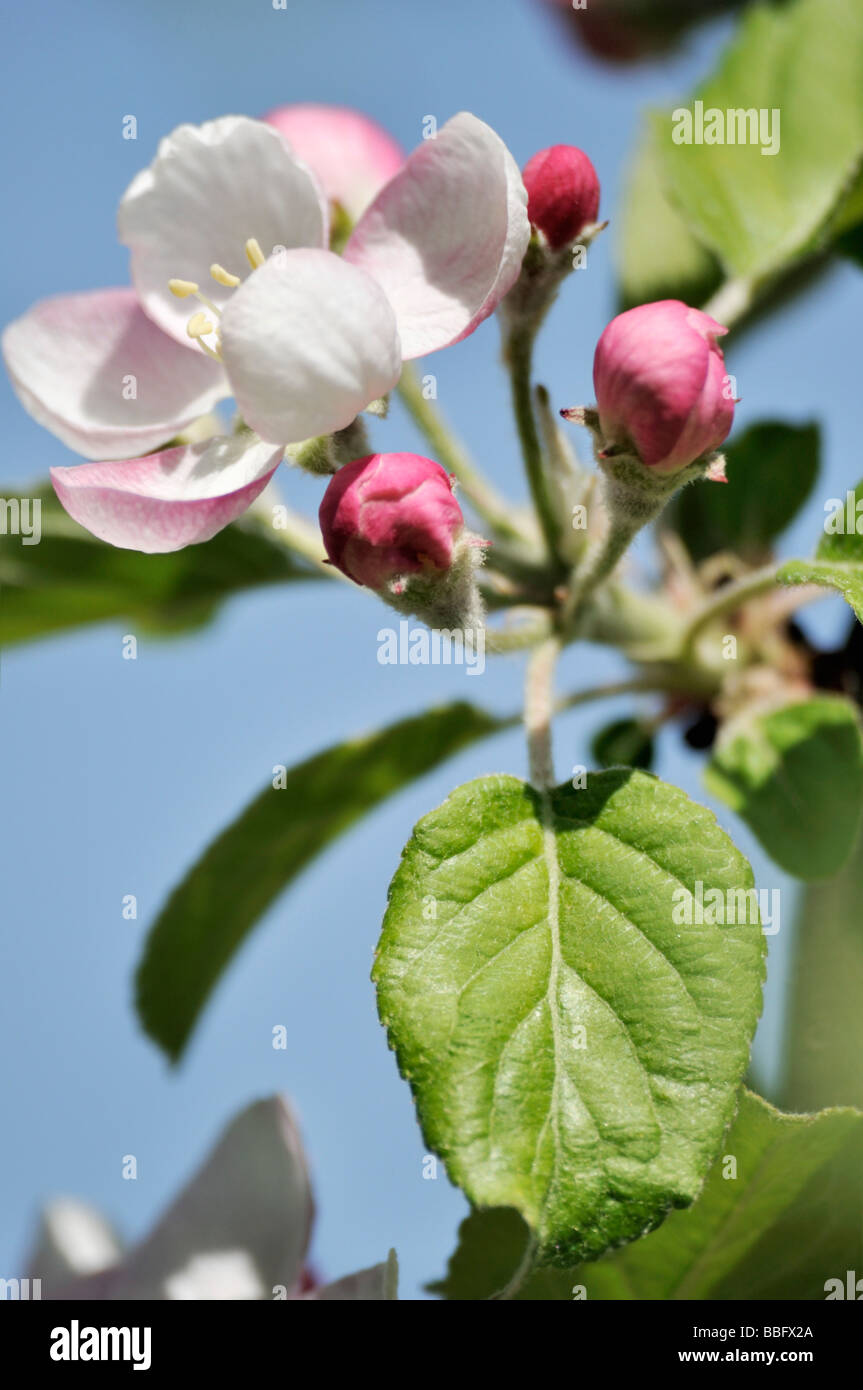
{"left": 169, "top": 278, "right": 199, "bottom": 299}
{"left": 245, "top": 237, "right": 266, "bottom": 269}
{"left": 210, "top": 262, "right": 241, "bottom": 288}
{"left": 186, "top": 310, "right": 222, "bottom": 363}
{"left": 187, "top": 311, "right": 214, "bottom": 340}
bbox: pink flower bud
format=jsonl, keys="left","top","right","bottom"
{"left": 319, "top": 453, "right": 464, "bottom": 589}
{"left": 522, "top": 145, "right": 600, "bottom": 249}
{"left": 593, "top": 300, "right": 734, "bottom": 474}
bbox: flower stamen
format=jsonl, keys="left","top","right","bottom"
{"left": 210, "top": 262, "right": 241, "bottom": 288}
{"left": 186, "top": 310, "right": 222, "bottom": 362}
{"left": 244, "top": 237, "right": 266, "bottom": 269}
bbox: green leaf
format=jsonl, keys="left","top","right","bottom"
{"left": 705, "top": 695, "right": 863, "bottom": 879}
{"left": 778, "top": 476, "right": 863, "bottom": 619}
{"left": 431, "top": 1091, "right": 863, "bottom": 1300}
{"left": 136, "top": 703, "right": 505, "bottom": 1062}
{"left": 656, "top": 0, "right": 863, "bottom": 286}
{"left": 784, "top": 827, "right": 863, "bottom": 1111}
{"left": 590, "top": 717, "right": 654, "bottom": 770}
{"left": 669, "top": 421, "right": 819, "bottom": 564}
{"left": 617, "top": 132, "right": 721, "bottom": 311}
{"left": 0, "top": 487, "right": 322, "bottom": 647}
{"left": 375, "top": 769, "right": 765, "bottom": 1266}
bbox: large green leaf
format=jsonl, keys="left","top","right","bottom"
{"left": 430, "top": 1091, "right": 863, "bottom": 1300}
{"left": 657, "top": 0, "right": 863, "bottom": 286}
{"left": 669, "top": 421, "right": 819, "bottom": 564}
{"left": 136, "top": 703, "right": 505, "bottom": 1062}
{"left": 784, "top": 828, "right": 863, "bottom": 1111}
{"left": 779, "top": 476, "right": 863, "bottom": 620}
{"left": 705, "top": 695, "right": 863, "bottom": 879}
{"left": 0, "top": 487, "right": 322, "bottom": 646}
{"left": 375, "top": 770, "right": 765, "bottom": 1266}
{"left": 617, "top": 133, "right": 721, "bottom": 311}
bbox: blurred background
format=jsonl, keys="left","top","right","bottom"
{"left": 1, "top": 0, "right": 860, "bottom": 1298}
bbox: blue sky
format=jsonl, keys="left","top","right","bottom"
{"left": 1, "top": 0, "right": 860, "bottom": 1299}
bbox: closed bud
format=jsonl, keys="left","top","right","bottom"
{"left": 522, "top": 145, "right": 601, "bottom": 249}
{"left": 319, "top": 452, "right": 464, "bottom": 590}
{"left": 592, "top": 299, "right": 734, "bottom": 474}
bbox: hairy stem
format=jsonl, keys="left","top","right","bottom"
{"left": 559, "top": 518, "right": 641, "bottom": 633}
{"left": 524, "top": 635, "right": 561, "bottom": 789}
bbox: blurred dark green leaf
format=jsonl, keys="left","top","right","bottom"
{"left": 431, "top": 1091, "right": 863, "bottom": 1300}
{"left": 136, "top": 702, "right": 506, "bottom": 1062}
{"left": 705, "top": 695, "right": 863, "bottom": 879}
{"left": 0, "top": 486, "right": 324, "bottom": 647}
{"left": 590, "top": 716, "right": 655, "bottom": 769}
{"left": 669, "top": 421, "right": 819, "bottom": 564}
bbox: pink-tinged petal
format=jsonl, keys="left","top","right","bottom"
{"left": 51, "top": 432, "right": 283, "bottom": 553}
{"left": 220, "top": 247, "right": 402, "bottom": 445}
{"left": 593, "top": 300, "right": 734, "bottom": 473}
{"left": 2, "top": 289, "right": 227, "bottom": 460}
{"left": 344, "top": 112, "right": 529, "bottom": 359}
{"left": 263, "top": 103, "right": 405, "bottom": 222}
{"left": 118, "top": 116, "right": 329, "bottom": 345}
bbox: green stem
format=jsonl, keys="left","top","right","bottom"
{"left": 397, "top": 364, "right": 523, "bottom": 541}
{"left": 555, "top": 673, "right": 685, "bottom": 715}
{"left": 493, "top": 1234, "right": 540, "bottom": 1301}
{"left": 680, "top": 563, "right": 781, "bottom": 660}
{"left": 524, "top": 635, "right": 561, "bottom": 789}
{"left": 702, "top": 275, "right": 757, "bottom": 331}
{"left": 505, "top": 324, "right": 564, "bottom": 567}
{"left": 559, "top": 518, "right": 640, "bottom": 633}
{"left": 487, "top": 611, "right": 555, "bottom": 654}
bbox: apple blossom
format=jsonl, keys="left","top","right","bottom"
{"left": 591, "top": 299, "right": 735, "bottom": 474}
{"left": 522, "top": 144, "right": 600, "bottom": 248}
{"left": 319, "top": 453, "right": 464, "bottom": 590}
{"left": 3, "top": 110, "right": 529, "bottom": 552}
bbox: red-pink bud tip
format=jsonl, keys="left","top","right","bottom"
{"left": 522, "top": 145, "right": 601, "bottom": 249}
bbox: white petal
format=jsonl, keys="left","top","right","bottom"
{"left": 2, "top": 288, "right": 227, "bottom": 459}
{"left": 119, "top": 116, "right": 328, "bottom": 344}
{"left": 344, "top": 112, "right": 530, "bottom": 359}
{"left": 27, "top": 1200, "right": 123, "bottom": 1294}
{"left": 220, "top": 247, "right": 402, "bottom": 444}
{"left": 51, "top": 432, "right": 283, "bottom": 552}
{"left": 104, "top": 1098, "right": 313, "bottom": 1300}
